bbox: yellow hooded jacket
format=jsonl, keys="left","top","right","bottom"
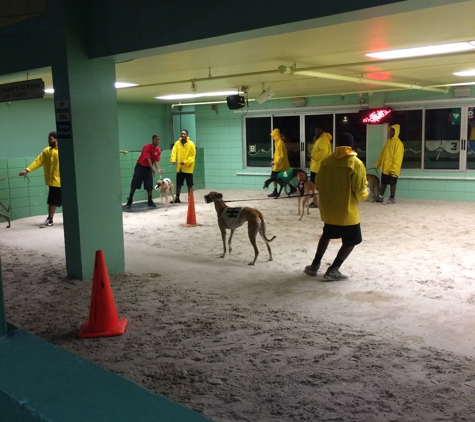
{"left": 317, "top": 146, "right": 368, "bottom": 226}
{"left": 26, "top": 146, "right": 60, "bottom": 187}
{"left": 270, "top": 128, "right": 290, "bottom": 172}
{"left": 170, "top": 137, "right": 196, "bottom": 173}
{"left": 310, "top": 132, "right": 332, "bottom": 173}
{"left": 374, "top": 124, "right": 404, "bottom": 177}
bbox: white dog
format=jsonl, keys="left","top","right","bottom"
{"left": 154, "top": 178, "right": 175, "bottom": 210}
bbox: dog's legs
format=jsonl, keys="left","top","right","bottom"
{"left": 0, "top": 212, "right": 10, "bottom": 228}
{"left": 299, "top": 197, "right": 308, "bottom": 221}
{"left": 248, "top": 222, "right": 260, "bottom": 265}
{"left": 257, "top": 221, "right": 274, "bottom": 263}
{"left": 228, "top": 229, "right": 235, "bottom": 255}
{"left": 170, "top": 185, "right": 175, "bottom": 206}
{"left": 220, "top": 229, "right": 227, "bottom": 258}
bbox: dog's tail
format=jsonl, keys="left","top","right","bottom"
{"left": 257, "top": 211, "right": 276, "bottom": 243}
{"left": 0, "top": 202, "right": 10, "bottom": 213}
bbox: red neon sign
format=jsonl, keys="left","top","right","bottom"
{"left": 360, "top": 107, "right": 392, "bottom": 124}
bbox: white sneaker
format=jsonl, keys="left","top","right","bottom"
{"left": 386, "top": 198, "right": 395, "bottom": 205}
{"left": 40, "top": 218, "right": 53, "bottom": 228}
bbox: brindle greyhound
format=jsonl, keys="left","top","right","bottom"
{"left": 367, "top": 174, "right": 381, "bottom": 202}
{"left": 296, "top": 171, "right": 319, "bottom": 221}
{"left": 0, "top": 202, "right": 11, "bottom": 228}
{"left": 204, "top": 191, "right": 276, "bottom": 265}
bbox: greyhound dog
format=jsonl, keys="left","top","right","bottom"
{"left": 0, "top": 202, "right": 11, "bottom": 228}
{"left": 296, "top": 171, "right": 318, "bottom": 220}
{"left": 366, "top": 174, "right": 381, "bottom": 202}
{"left": 204, "top": 191, "right": 276, "bottom": 265}
{"left": 154, "top": 178, "right": 175, "bottom": 210}
{"left": 263, "top": 168, "right": 303, "bottom": 198}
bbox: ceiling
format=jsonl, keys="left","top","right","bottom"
{"left": 2, "top": 1, "right": 475, "bottom": 106}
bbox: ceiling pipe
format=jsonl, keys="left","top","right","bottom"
{"left": 279, "top": 65, "right": 449, "bottom": 94}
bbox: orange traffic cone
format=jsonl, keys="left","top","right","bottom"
{"left": 182, "top": 188, "right": 200, "bottom": 227}
{"left": 78, "top": 250, "right": 128, "bottom": 338}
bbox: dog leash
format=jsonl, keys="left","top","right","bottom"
{"left": 366, "top": 167, "right": 381, "bottom": 177}
{"left": 0, "top": 174, "right": 30, "bottom": 183}
{"left": 224, "top": 193, "right": 317, "bottom": 203}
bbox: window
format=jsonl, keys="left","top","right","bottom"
{"left": 390, "top": 110, "right": 423, "bottom": 169}
{"left": 245, "top": 117, "right": 272, "bottom": 167}
{"left": 424, "top": 108, "right": 461, "bottom": 170}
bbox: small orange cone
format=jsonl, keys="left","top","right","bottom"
{"left": 78, "top": 250, "right": 128, "bottom": 338}
{"left": 182, "top": 188, "right": 200, "bottom": 227}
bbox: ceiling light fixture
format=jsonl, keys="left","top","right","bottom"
{"left": 115, "top": 82, "right": 138, "bottom": 89}
{"left": 454, "top": 70, "right": 475, "bottom": 77}
{"left": 366, "top": 42, "right": 475, "bottom": 60}
{"left": 156, "top": 90, "right": 242, "bottom": 101}
{"left": 44, "top": 82, "right": 138, "bottom": 94}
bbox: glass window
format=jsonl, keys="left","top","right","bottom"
{"left": 390, "top": 110, "right": 423, "bottom": 169}
{"left": 335, "top": 113, "right": 367, "bottom": 167}
{"left": 467, "top": 107, "right": 475, "bottom": 170}
{"left": 424, "top": 108, "right": 461, "bottom": 170}
{"left": 272, "top": 116, "right": 300, "bottom": 168}
{"left": 304, "top": 114, "right": 333, "bottom": 169}
{"left": 245, "top": 117, "right": 272, "bottom": 167}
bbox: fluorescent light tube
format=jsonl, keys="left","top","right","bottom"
{"left": 156, "top": 91, "right": 242, "bottom": 100}
{"left": 367, "top": 42, "right": 475, "bottom": 59}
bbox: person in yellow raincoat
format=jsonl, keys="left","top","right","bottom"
{"left": 304, "top": 133, "right": 369, "bottom": 281}
{"left": 170, "top": 129, "right": 196, "bottom": 203}
{"left": 19, "top": 131, "right": 61, "bottom": 228}
{"left": 266, "top": 128, "right": 292, "bottom": 198}
{"left": 309, "top": 126, "right": 333, "bottom": 184}
{"left": 374, "top": 124, "right": 404, "bottom": 204}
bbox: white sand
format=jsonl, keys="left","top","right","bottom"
{"left": 2, "top": 189, "right": 475, "bottom": 421}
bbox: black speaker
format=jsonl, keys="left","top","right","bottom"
{"left": 226, "top": 95, "right": 245, "bottom": 110}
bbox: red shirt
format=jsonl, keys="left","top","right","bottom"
{"left": 137, "top": 144, "right": 161, "bottom": 167}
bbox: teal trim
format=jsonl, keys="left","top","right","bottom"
{"left": 0, "top": 327, "right": 211, "bottom": 422}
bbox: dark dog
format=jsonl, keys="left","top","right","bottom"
{"left": 263, "top": 168, "right": 303, "bottom": 198}
{"left": 204, "top": 191, "right": 276, "bottom": 265}
{"left": 0, "top": 202, "right": 11, "bottom": 228}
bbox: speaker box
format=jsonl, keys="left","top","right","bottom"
{"left": 226, "top": 95, "right": 245, "bottom": 110}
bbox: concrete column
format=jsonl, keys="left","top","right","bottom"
{"left": 50, "top": 0, "right": 124, "bottom": 279}
{"left": 0, "top": 254, "right": 6, "bottom": 336}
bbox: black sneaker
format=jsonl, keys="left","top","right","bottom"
{"left": 268, "top": 191, "right": 279, "bottom": 198}
{"left": 147, "top": 200, "right": 156, "bottom": 208}
{"left": 172, "top": 197, "right": 181, "bottom": 204}
{"left": 288, "top": 186, "right": 297, "bottom": 195}
{"left": 126, "top": 197, "right": 133, "bottom": 208}
{"left": 40, "top": 218, "right": 53, "bottom": 228}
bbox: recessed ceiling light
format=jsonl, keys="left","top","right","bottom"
{"left": 115, "top": 82, "right": 138, "bottom": 88}
{"left": 156, "top": 91, "right": 242, "bottom": 100}
{"left": 366, "top": 42, "right": 475, "bottom": 59}
{"left": 454, "top": 70, "right": 475, "bottom": 77}
{"left": 43, "top": 82, "right": 138, "bottom": 94}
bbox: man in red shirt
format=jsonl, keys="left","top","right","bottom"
{"left": 126, "top": 135, "right": 163, "bottom": 208}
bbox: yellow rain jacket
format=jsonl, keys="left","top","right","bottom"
{"left": 374, "top": 124, "right": 404, "bottom": 177}
{"left": 270, "top": 128, "right": 290, "bottom": 172}
{"left": 310, "top": 132, "right": 332, "bottom": 174}
{"left": 317, "top": 146, "right": 368, "bottom": 226}
{"left": 26, "top": 146, "right": 60, "bottom": 187}
{"left": 170, "top": 137, "right": 196, "bottom": 173}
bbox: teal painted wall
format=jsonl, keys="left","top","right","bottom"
{"left": 121, "top": 149, "right": 205, "bottom": 204}
{"left": 118, "top": 102, "right": 171, "bottom": 151}
{"left": 193, "top": 93, "right": 475, "bottom": 202}
{"left": 0, "top": 326, "right": 210, "bottom": 422}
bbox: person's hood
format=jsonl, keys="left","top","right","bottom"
{"left": 334, "top": 146, "right": 357, "bottom": 159}
{"left": 390, "top": 124, "right": 401, "bottom": 140}
{"left": 270, "top": 128, "right": 281, "bottom": 139}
